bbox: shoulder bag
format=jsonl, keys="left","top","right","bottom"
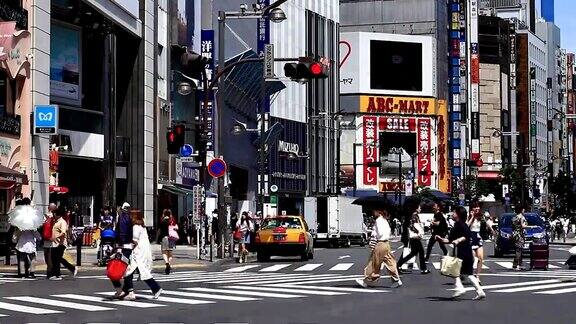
{"left": 440, "top": 245, "right": 462, "bottom": 278}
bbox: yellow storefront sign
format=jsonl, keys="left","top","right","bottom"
{"left": 360, "top": 96, "right": 437, "bottom": 116}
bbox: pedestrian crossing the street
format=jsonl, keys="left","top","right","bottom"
{"left": 0, "top": 275, "right": 385, "bottom": 319}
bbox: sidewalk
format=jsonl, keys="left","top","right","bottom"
{"left": 0, "top": 243, "right": 224, "bottom": 273}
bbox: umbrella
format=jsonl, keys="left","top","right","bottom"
{"left": 352, "top": 195, "right": 396, "bottom": 209}
{"left": 8, "top": 205, "right": 44, "bottom": 230}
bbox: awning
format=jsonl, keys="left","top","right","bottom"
{"left": 49, "top": 185, "right": 69, "bottom": 194}
{"left": 0, "top": 164, "right": 28, "bottom": 185}
{"left": 158, "top": 182, "right": 217, "bottom": 197}
{"left": 478, "top": 170, "right": 500, "bottom": 180}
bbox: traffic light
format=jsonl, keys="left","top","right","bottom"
{"left": 171, "top": 45, "right": 210, "bottom": 79}
{"left": 284, "top": 58, "right": 329, "bottom": 81}
{"left": 167, "top": 124, "right": 185, "bottom": 154}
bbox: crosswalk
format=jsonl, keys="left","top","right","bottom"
{"left": 218, "top": 260, "right": 570, "bottom": 273}
{"left": 0, "top": 274, "right": 41, "bottom": 284}
{"left": 0, "top": 271, "right": 382, "bottom": 319}
{"left": 448, "top": 276, "right": 576, "bottom": 295}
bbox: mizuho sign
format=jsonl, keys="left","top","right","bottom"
{"left": 278, "top": 140, "right": 299, "bottom": 154}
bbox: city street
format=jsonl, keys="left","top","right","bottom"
{"left": 1, "top": 240, "right": 575, "bottom": 324}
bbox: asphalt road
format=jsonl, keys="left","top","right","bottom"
{"left": 0, "top": 240, "right": 575, "bottom": 324}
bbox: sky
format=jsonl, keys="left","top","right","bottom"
{"left": 555, "top": 0, "right": 576, "bottom": 53}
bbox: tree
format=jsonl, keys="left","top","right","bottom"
{"left": 549, "top": 172, "right": 576, "bottom": 217}
{"left": 499, "top": 165, "right": 525, "bottom": 205}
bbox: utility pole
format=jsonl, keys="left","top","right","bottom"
{"left": 216, "top": 10, "right": 226, "bottom": 259}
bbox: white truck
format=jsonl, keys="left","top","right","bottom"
{"left": 304, "top": 196, "right": 366, "bottom": 247}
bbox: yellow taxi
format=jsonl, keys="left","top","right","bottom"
{"left": 254, "top": 216, "right": 314, "bottom": 262}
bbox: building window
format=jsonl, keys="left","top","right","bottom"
{"left": 0, "top": 70, "right": 17, "bottom": 116}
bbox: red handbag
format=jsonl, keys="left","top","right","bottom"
{"left": 233, "top": 230, "right": 242, "bottom": 241}
{"left": 106, "top": 253, "right": 129, "bottom": 281}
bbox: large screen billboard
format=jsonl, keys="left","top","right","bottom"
{"left": 340, "top": 32, "right": 436, "bottom": 97}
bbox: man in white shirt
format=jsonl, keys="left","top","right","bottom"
{"left": 357, "top": 209, "right": 402, "bottom": 288}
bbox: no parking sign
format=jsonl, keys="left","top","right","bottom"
{"left": 208, "top": 158, "right": 227, "bottom": 178}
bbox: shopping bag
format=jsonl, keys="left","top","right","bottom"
{"left": 106, "top": 253, "right": 129, "bottom": 281}
{"left": 400, "top": 246, "right": 416, "bottom": 269}
{"left": 62, "top": 251, "right": 74, "bottom": 265}
{"left": 233, "top": 230, "right": 242, "bottom": 241}
{"left": 440, "top": 255, "right": 462, "bottom": 278}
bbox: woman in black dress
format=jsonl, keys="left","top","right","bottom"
{"left": 437, "top": 206, "right": 486, "bottom": 300}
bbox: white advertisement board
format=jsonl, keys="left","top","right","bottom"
{"left": 340, "top": 32, "right": 436, "bottom": 97}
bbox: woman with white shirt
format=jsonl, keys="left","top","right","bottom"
{"left": 121, "top": 210, "right": 162, "bottom": 301}
{"left": 13, "top": 229, "right": 42, "bottom": 278}
{"left": 356, "top": 209, "right": 402, "bottom": 288}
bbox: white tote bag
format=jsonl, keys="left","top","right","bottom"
{"left": 400, "top": 246, "right": 417, "bottom": 269}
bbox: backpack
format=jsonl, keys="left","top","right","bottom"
{"left": 42, "top": 217, "right": 54, "bottom": 241}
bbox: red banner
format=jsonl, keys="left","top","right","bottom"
{"left": 363, "top": 116, "right": 378, "bottom": 185}
{"left": 417, "top": 119, "right": 432, "bottom": 186}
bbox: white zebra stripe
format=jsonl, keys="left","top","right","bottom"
{"left": 6, "top": 296, "right": 114, "bottom": 312}
{"left": 159, "top": 290, "right": 259, "bottom": 301}
{"left": 294, "top": 263, "right": 323, "bottom": 271}
{"left": 259, "top": 264, "right": 292, "bottom": 272}
{"left": 224, "top": 285, "right": 347, "bottom": 296}
{"left": 224, "top": 265, "right": 260, "bottom": 272}
{"left": 0, "top": 301, "right": 62, "bottom": 314}
{"left": 53, "top": 294, "right": 165, "bottom": 308}
{"left": 493, "top": 282, "right": 576, "bottom": 293}
{"left": 328, "top": 263, "right": 354, "bottom": 271}
{"left": 182, "top": 287, "right": 304, "bottom": 298}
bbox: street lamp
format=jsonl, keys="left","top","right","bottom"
{"left": 268, "top": 7, "right": 287, "bottom": 23}
{"left": 231, "top": 119, "right": 259, "bottom": 135}
{"left": 216, "top": 0, "right": 289, "bottom": 258}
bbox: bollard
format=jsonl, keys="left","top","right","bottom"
{"left": 76, "top": 232, "right": 82, "bottom": 266}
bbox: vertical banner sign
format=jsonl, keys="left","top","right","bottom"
{"left": 201, "top": 30, "right": 215, "bottom": 153}
{"left": 257, "top": 0, "right": 270, "bottom": 113}
{"left": 530, "top": 67, "right": 537, "bottom": 154}
{"left": 469, "top": 0, "right": 480, "bottom": 161}
{"left": 363, "top": 116, "right": 378, "bottom": 186}
{"left": 448, "top": 0, "right": 463, "bottom": 179}
{"left": 418, "top": 119, "right": 432, "bottom": 186}
{"left": 437, "top": 100, "right": 450, "bottom": 193}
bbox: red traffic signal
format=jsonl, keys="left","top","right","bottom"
{"left": 167, "top": 124, "right": 185, "bottom": 154}
{"left": 284, "top": 58, "right": 329, "bottom": 81}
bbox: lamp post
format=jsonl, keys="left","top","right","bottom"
{"left": 216, "top": 1, "right": 287, "bottom": 258}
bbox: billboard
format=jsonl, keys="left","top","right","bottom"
{"left": 340, "top": 32, "right": 436, "bottom": 97}
{"left": 50, "top": 23, "right": 81, "bottom": 106}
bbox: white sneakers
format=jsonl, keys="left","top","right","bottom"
{"left": 355, "top": 278, "right": 368, "bottom": 288}
{"left": 123, "top": 292, "right": 136, "bottom": 301}
{"left": 153, "top": 288, "right": 163, "bottom": 299}
{"left": 390, "top": 279, "right": 403, "bottom": 288}
{"left": 473, "top": 292, "right": 486, "bottom": 300}
{"left": 452, "top": 288, "right": 466, "bottom": 298}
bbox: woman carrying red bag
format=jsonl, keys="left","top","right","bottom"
{"left": 159, "top": 209, "right": 178, "bottom": 274}
{"left": 121, "top": 210, "right": 162, "bottom": 300}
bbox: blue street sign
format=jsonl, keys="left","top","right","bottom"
{"left": 33, "top": 105, "right": 58, "bottom": 135}
{"left": 180, "top": 144, "right": 194, "bottom": 157}
{"left": 208, "top": 158, "right": 227, "bottom": 178}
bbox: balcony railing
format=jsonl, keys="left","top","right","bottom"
{"left": 480, "top": 0, "right": 522, "bottom": 9}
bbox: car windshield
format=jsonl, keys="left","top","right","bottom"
{"left": 261, "top": 217, "right": 302, "bottom": 230}
{"left": 500, "top": 213, "right": 544, "bottom": 228}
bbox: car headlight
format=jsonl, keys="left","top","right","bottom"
{"left": 500, "top": 231, "right": 512, "bottom": 239}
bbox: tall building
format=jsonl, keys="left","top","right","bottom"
{"left": 339, "top": 0, "right": 450, "bottom": 196}
{"left": 211, "top": 0, "right": 339, "bottom": 215}
{"left": 536, "top": 19, "right": 563, "bottom": 176}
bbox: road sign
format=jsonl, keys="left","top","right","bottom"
{"left": 207, "top": 158, "right": 227, "bottom": 178}
{"left": 502, "top": 184, "right": 509, "bottom": 198}
{"left": 180, "top": 144, "right": 194, "bottom": 157}
{"left": 270, "top": 195, "right": 278, "bottom": 205}
{"left": 264, "top": 44, "right": 274, "bottom": 79}
{"left": 33, "top": 105, "right": 58, "bottom": 135}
